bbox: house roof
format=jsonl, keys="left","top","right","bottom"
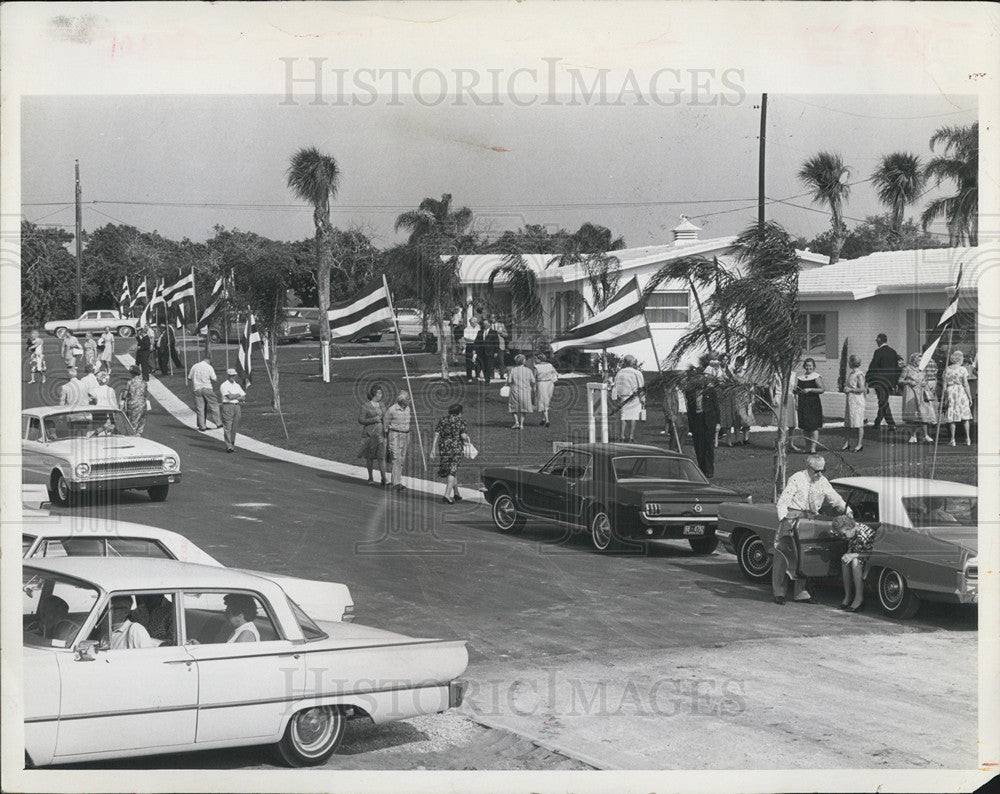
{"left": 798, "top": 247, "right": 976, "bottom": 301}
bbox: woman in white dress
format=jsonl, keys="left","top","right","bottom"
{"left": 613, "top": 355, "right": 645, "bottom": 443}
{"left": 942, "top": 350, "right": 973, "bottom": 446}
{"left": 224, "top": 594, "right": 261, "bottom": 643}
{"left": 99, "top": 326, "right": 116, "bottom": 373}
{"left": 841, "top": 354, "right": 867, "bottom": 452}
{"left": 89, "top": 370, "right": 120, "bottom": 409}
{"left": 534, "top": 353, "right": 559, "bottom": 427}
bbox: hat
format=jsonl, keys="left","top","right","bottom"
{"left": 129, "top": 365, "right": 141, "bottom": 375}
{"left": 226, "top": 368, "right": 238, "bottom": 375}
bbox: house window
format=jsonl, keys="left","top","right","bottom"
{"left": 797, "top": 313, "right": 827, "bottom": 356}
{"left": 553, "top": 290, "right": 585, "bottom": 333}
{"left": 645, "top": 291, "right": 689, "bottom": 324}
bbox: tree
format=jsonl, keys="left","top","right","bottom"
{"left": 548, "top": 222, "right": 626, "bottom": 313}
{"left": 921, "top": 122, "right": 978, "bottom": 246}
{"left": 286, "top": 147, "right": 341, "bottom": 382}
{"left": 21, "top": 221, "right": 78, "bottom": 327}
{"left": 798, "top": 152, "right": 851, "bottom": 264}
{"left": 644, "top": 255, "right": 733, "bottom": 355}
{"left": 486, "top": 252, "right": 544, "bottom": 341}
{"left": 871, "top": 152, "right": 925, "bottom": 249}
{"left": 795, "top": 213, "right": 945, "bottom": 260}
{"left": 82, "top": 224, "right": 186, "bottom": 311}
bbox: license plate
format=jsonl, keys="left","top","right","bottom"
{"left": 683, "top": 524, "right": 705, "bottom": 536}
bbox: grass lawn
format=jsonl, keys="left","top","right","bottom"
{"left": 158, "top": 341, "right": 978, "bottom": 503}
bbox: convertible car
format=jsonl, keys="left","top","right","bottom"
{"left": 23, "top": 558, "right": 467, "bottom": 767}
{"left": 22, "top": 406, "right": 181, "bottom": 505}
{"left": 481, "top": 443, "right": 748, "bottom": 553}
{"left": 717, "top": 476, "right": 978, "bottom": 618}
{"left": 20, "top": 510, "right": 355, "bottom": 623}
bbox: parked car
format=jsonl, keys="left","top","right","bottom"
{"left": 21, "top": 406, "right": 182, "bottom": 505}
{"left": 206, "top": 316, "right": 311, "bottom": 344}
{"left": 716, "top": 476, "right": 978, "bottom": 619}
{"left": 19, "top": 510, "right": 354, "bottom": 622}
{"left": 22, "top": 558, "right": 468, "bottom": 767}
{"left": 393, "top": 307, "right": 427, "bottom": 340}
{"left": 44, "top": 310, "right": 137, "bottom": 338}
{"left": 287, "top": 307, "right": 386, "bottom": 343}
{"left": 481, "top": 443, "right": 748, "bottom": 553}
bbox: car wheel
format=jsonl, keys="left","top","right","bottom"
{"left": 737, "top": 534, "right": 772, "bottom": 581}
{"left": 55, "top": 327, "right": 69, "bottom": 339}
{"left": 590, "top": 508, "right": 621, "bottom": 552}
{"left": 276, "top": 705, "right": 346, "bottom": 767}
{"left": 147, "top": 484, "right": 169, "bottom": 502}
{"left": 875, "top": 567, "right": 920, "bottom": 619}
{"left": 54, "top": 474, "right": 73, "bottom": 507}
{"left": 117, "top": 326, "right": 134, "bottom": 338}
{"left": 688, "top": 535, "right": 720, "bottom": 555}
{"left": 208, "top": 330, "right": 222, "bottom": 344}
{"left": 492, "top": 491, "right": 526, "bottom": 534}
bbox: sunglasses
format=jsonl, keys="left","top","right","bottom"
{"left": 809, "top": 468, "right": 825, "bottom": 474}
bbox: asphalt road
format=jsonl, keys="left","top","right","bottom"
{"left": 18, "top": 335, "right": 979, "bottom": 770}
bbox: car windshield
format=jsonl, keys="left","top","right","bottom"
{"left": 22, "top": 534, "right": 36, "bottom": 555}
{"left": 902, "top": 495, "right": 977, "bottom": 528}
{"left": 612, "top": 456, "right": 708, "bottom": 484}
{"left": 23, "top": 569, "right": 101, "bottom": 648}
{"left": 43, "top": 410, "right": 135, "bottom": 441}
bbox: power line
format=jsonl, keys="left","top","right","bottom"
{"left": 781, "top": 96, "right": 977, "bottom": 121}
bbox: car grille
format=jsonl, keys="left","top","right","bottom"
{"left": 88, "top": 457, "right": 165, "bottom": 477}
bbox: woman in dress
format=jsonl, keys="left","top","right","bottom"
{"left": 27, "top": 329, "right": 46, "bottom": 383}
{"left": 731, "top": 355, "right": 755, "bottom": 446}
{"left": 99, "top": 326, "right": 116, "bottom": 373}
{"left": 613, "top": 355, "right": 645, "bottom": 443}
{"left": 899, "top": 353, "right": 933, "bottom": 444}
{"left": 357, "top": 384, "right": 387, "bottom": 485}
{"left": 61, "top": 331, "right": 82, "bottom": 371}
{"left": 90, "top": 370, "right": 119, "bottom": 409}
{"left": 432, "top": 403, "right": 471, "bottom": 504}
{"left": 123, "top": 365, "right": 149, "bottom": 435}
{"left": 943, "top": 350, "right": 974, "bottom": 446}
{"left": 794, "top": 357, "right": 824, "bottom": 454}
{"left": 506, "top": 354, "right": 536, "bottom": 429}
{"left": 922, "top": 360, "right": 940, "bottom": 429}
{"left": 534, "top": 352, "right": 559, "bottom": 427}
{"left": 772, "top": 370, "right": 803, "bottom": 452}
{"left": 841, "top": 354, "right": 867, "bottom": 452}
{"left": 82, "top": 332, "right": 98, "bottom": 372}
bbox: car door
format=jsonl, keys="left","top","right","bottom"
{"left": 22, "top": 415, "right": 48, "bottom": 485}
{"left": 181, "top": 590, "right": 306, "bottom": 744}
{"left": 53, "top": 591, "right": 198, "bottom": 758}
{"left": 521, "top": 450, "right": 574, "bottom": 517}
{"left": 795, "top": 484, "right": 855, "bottom": 578}
{"left": 544, "top": 451, "right": 594, "bottom": 525}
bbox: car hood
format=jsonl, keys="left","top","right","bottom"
{"left": 924, "top": 525, "right": 977, "bottom": 555}
{"left": 43, "top": 437, "right": 176, "bottom": 458}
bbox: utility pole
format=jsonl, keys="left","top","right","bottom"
{"left": 757, "top": 93, "right": 767, "bottom": 233}
{"left": 75, "top": 160, "right": 83, "bottom": 316}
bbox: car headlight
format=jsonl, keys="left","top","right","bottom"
{"left": 74, "top": 463, "right": 90, "bottom": 478}
{"left": 162, "top": 456, "right": 178, "bottom": 471}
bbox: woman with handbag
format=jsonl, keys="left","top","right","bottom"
{"left": 899, "top": 353, "right": 933, "bottom": 444}
{"left": 432, "top": 403, "right": 471, "bottom": 504}
{"left": 505, "top": 354, "right": 536, "bottom": 429}
{"left": 357, "top": 384, "right": 388, "bottom": 486}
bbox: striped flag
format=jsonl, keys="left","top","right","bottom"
{"left": 919, "top": 331, "right": 943, "bottom": 371}
{"left": 328, "top": 280, "right": 393, "bottom": 340}
{"left": 139, "top": 280, "right": 166, "bottom": 327}
{"left": 164, "top": 269, "right": 196, "bottom": 328}
{"left": 549, "top": 277, "right": 650, "bottom": 353}
{"left": 118, "top": 277, "right": 131, "bottom": 316}
{"left": 937, "top": 264, "right": 963, "bottom": 327}
{"left": 236, "top": 311, "right": 261, "bottom": 386}
{"left": 197, "top": 275, "right": 227, "bottom": 331}
{"left": 129, "top": 279, "right": 148, "bottom": 315}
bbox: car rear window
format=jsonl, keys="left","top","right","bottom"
{"left": 612, "top": 456, "right": 707, "bottom": 484}
{"left": 903, "top": 496, "right": 977, "bottom": 527}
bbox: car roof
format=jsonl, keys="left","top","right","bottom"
{"left": 832, "top": 477, "right": 977, "bottom": 497}
{"left": 23, "top": 406, "right": 124, "bottom": 419}
{"left": 562, "top": 442, "right": 688, "bottom": 459}
{"left": 24, "top": 557, "right": 281, "bottom": 596}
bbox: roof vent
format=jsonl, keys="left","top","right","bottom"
{"left": 672, "top": 215, "right": 701, "bottom": 246}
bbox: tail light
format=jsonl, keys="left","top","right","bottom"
{"left": 341, "top": 604, "right": 356, "bottom": 622}
{"left": 449, "top": 680, "right": 467, "bottom": 708}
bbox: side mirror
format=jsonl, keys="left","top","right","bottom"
{"left": 74, "top": 641, "right": 99, "bottom": 661}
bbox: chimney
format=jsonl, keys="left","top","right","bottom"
{"left": 672, "top": 215, "right": 701, "bottom": 246}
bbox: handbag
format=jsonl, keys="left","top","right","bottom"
{"left": 463, "top": 441, "right": 479, "bottom": 460}
{"left": 499, "top": 384, "right": 511, "bottom": 398}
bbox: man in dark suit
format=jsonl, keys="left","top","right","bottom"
{"left": 685, "top": 354, "right": 720, "bottom": 478}
{"left": 866, "top": 333, "right": 901, "bottom": 430}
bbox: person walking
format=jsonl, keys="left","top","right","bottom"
{"left": 450, "top": 306, "right": 464, "bottom": 364}
{"left": 136, "top": 327, "right": 153, "bottom": 381}
{"left": 473, "top": 320, "right": 488, "bottom": 382}
{"left": 841, "top": 355, "right": 867, "bottom": 452}
{"left": 491, "top": 315, "right": 509, "bottom": 378}
{"left": 534, "top": 352, "right": 558, "bottom": 427}
{"left": 383, "top": 390, "right": 412, "bottom": 489}
{"left": 82, "top": 332, "right": 98, "bottom": 372}
{"left": 90, "top": 370, "right": 119, "bottom": 408}
{"left": 219, "top": 368, "right": 246, "bottom": 453}
{"left": 155, "top": 326, "right": 172, "bottom": 375}
{"left": 99, "top": 327, "right": 116, "bottom": 373}
{"left": 505, "top": 354, "right": 536, "bottom": 429}
{"left": 61, "top": 331, "right": 82, "bottom": 371}
{"left": 773, "top": 455, "right": 850, "bottom": 605}
{"left": 189, "top": 353, "right": 221, "bottom": 431}
{"left": 27, "top": 330, "right": 46, "bottom": 384}
{"left": 684, "top": 355, "right": 720, "bottom": 478}
{"left": 432, "top": 403, "right": 471, "bottom": 504}
{"left": 659, "top": 380, "right": 684, "bottom": 452}
{"left": 899, "top": 353, "right": 933, "bottom": 444}
{"left": 123, "top": 365, "right": 149, "bottom": 435}
{"left": 358, "top": 384, "right": 388, "bottom": 486}
{"left": 481, "top": 321, "right": 499, "bottom": 385}
{"left": 166, "top": 324, "right": 183, "bottom": 369}
{"left": 866, "top": 333, "right": 901, "bottom": 431}
{"left": 463, "top": 318, "right": 479, "bottom": 382}
{"left": 79, "top": 364, "right": 100, "bottom": 404}
{"left": 613, "top": 355, "right": 645, "bottom": 443}
{"left": 58, "top": 366, "right": 86, "bottom": 406}
{"left": 794, "top": 358, "right": 824, "bottom": 453}
{"left": 942, "top": 350, "right": 974, "bottom": 446}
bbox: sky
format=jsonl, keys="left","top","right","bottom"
{"left": 21, "top": 93, "right": 977, "bottom": 250}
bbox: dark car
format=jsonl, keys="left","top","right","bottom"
{"left": 481, "top": 443, "right": 748, "bottom": 553}
{"left": 205, "top": 317, "right": 311, "bottom": 345}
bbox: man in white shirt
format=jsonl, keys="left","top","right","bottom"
{"left": 219, "top": 368, "right": 246, "bottom": 453}
{"left": 382, "top": 390, "right": 412, "bottom": 489}
{"left": 188, "top": 354, "right": 221, "bottom": 431}
{"left": 59, "top": 367, "right": 87, "bottom": 406}
{"left": 772, "top": 455, "right": 850, "bottom": 604}
{"left": 108, "top": 596, "right": 158, "bottom": 649}
{"left": 78, "top": 364, "right": 99, "bottom": 404}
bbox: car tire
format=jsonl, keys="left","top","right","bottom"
{"left": 117, "top": 326, "right": 133, "bottom": 338}
{"left": 54, "top": 327, "right": 69, "bottom": 339}
{"left": 276, "top": 705, "right": 346, "bottom": 767}
{"left": 589, "top": 508, "right": 621, "bottom": 552}
{"left": 875, "top": 567, "right": 920, "bottom": 619}
{"left": 688, "top": 535, "right": 720, "bottom": 555}
{"left": 736, "top": 533, "right": 773, "bottom": 581}
{"left": 147, "top": 484, "right": 169, "bottom": 502}
{"left": 54, "top": 473, "right": 74, "bottom": 507}
{"left": 491, "top": 491, "right": 526, "bottom": 534}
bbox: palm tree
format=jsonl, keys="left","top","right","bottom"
{"left": 286, "top": 147, "right": 341, "bottom": 382}
{"left": 798, "top": 152, "right": 851, "bottom": 264}
{"left": 921, "top": 122, "right": 978, "bottom": 246}
{"left": 487, "top": 252, "right": 544, "bottom": 336}
{"left": 872, "top": 152, "right": 925, "bottom": 249}
{"left": 644, "top": 255, "right": 733, "bottom": 355}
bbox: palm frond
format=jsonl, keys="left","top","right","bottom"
{"left": 286, "top": 147, "right": 340, "bottom": 209}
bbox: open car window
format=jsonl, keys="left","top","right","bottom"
{"left": 181, "top": 591, "right": 281, "bottom": 645}
{"left": 612, "top": 456, "right": 708, "bottom": 484}
{"left": 903, "top": 496, "right": 977, "bottom": 528}
{"left": 847, "top": 490, "right": 880, "bottom": 524}
{"left": 23, "top": 570, "right": 100, "bottom": 649}
{"left": 540, "top": 451, "right": 592, "bottom": 480}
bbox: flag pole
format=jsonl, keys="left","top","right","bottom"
{"left": 259, "top": 330, "right": 289, "bottom": 440}
{"left": 184, "top": 268, "right": 197, "bottom": 381}
{"left": 383, "top": 274, "right": 427, "bottom": 471}
{"left": 930, "top": 325, "right": 955, "bottom": 480}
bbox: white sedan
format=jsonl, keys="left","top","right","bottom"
{"left": 20, "top": 510, "right": 355, "bottom": 623}
{"left": 22, "top": 406, "right": 181, "bottom": 505}
{"left": 23, "top": 558, "right": 468, "bottom": 767}
{"left": 44, "top": 309, "right": 137, "bottom": 338}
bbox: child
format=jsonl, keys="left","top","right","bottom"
{"left": 833, "top": 514, "right": 875, "bottom": 612}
